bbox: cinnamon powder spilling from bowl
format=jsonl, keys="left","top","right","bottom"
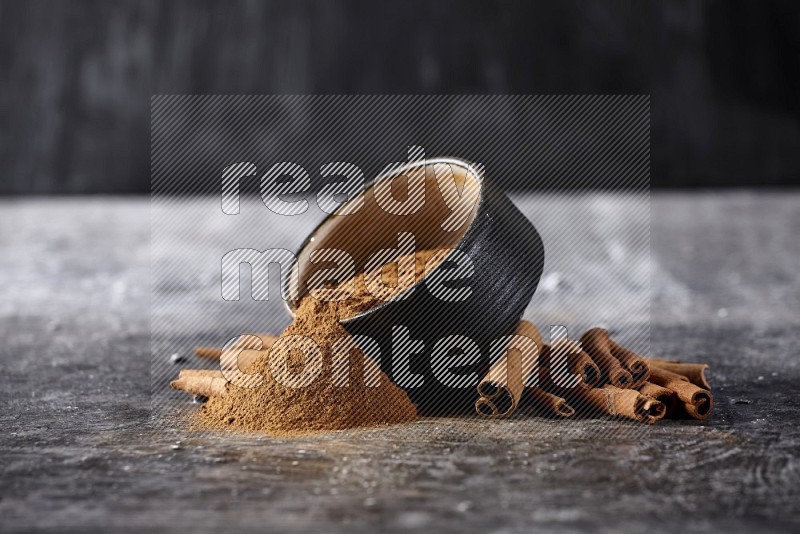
{"left": 196, "top": 248, "right": 445, "bottom": 434}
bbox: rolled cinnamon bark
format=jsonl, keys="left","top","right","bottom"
{"left": 544, "top": 340, "right": 602, "bottom": 389}
{"left": 649, "top": 366, "right": 689, "bottom": 382}
{"left": 638, "top": 381, "right": 678, "bottom": 418}
{"left": 648, "top": 367, "right": 713, "bottom": 420}
{"left": 194, "top": 346, "right": 263, "bottom": 372}
{"left": 526, "top": 387, "right": 576, "bottom": 417}
{"left": 609, "top": 343, "right": 650, "bottom": 388}
{"left": 646, "top": 359, "right": 710, "bottom": 390}
{"left": 474, "top": 396, "right": 501, "bottom": 418}
{"left": 220, "top": 348, "right": 265, "bottom": 374}
{"left": 194, "top": 346, "right": 223, "bottom": 359}
{"left": 579, "top": 328, "right": 633, "bottom": 388}
{"left": 570, "top": 385, "right": 666, "bottom": 424}
{"left": 194, "top": 334, "right": 279, "bottom": 360}
{"left": 534, "top": 364, "right": 564, "bottom": 397}
{"left": 170, "top": 369, "right": 228, "bottom": 398}
{"left": 476, "top": 320, "right": 543, "bottom": 418}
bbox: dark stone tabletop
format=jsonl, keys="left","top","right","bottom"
{"left": 1, "top": 192, "right": 798, "bottom": 533}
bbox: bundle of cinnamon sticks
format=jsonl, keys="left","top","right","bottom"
{"left": 476, "top": 321, "right": 713, "bottom": 424}
{"left": 172, "top": 323, "right": 713, "bottom": 426}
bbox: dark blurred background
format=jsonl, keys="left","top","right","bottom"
{"left": 1, "top": 0, "right": 799, "bottom": 194}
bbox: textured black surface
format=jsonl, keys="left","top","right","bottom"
{"left": 1, "top": 192, "right": 799, "bottom": 532}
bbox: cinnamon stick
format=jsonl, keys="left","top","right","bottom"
{"left": 526, "top": 387, "right": 576, "bottom": 417}
{"left": 170, "top": 369, "right": 228, "bottom": 398}
{"left": 638, "top": 381, "right": 678, "bottom": 418}
{"left": 579, "top": 328, "right": 633, "bottom": 388}
{"left": 543, "top": 340, "right": 601, "bottom": 389}
{"left": 648, "top": 367, "right": 713, "bottom": 420}
{"left": 647, "top": 359, "right": 710, "bottom": 390}
{"left": 609, "top": 343, "right": 650, "bottom": 388}
{"left": 570, "top": 385, "right": 666, "bottom": 424}
{"left": 476, "top": 320, "right": 543, "bottom": 418}
{"left": 194, "top": 333, "right": 279, "bottom": 360}
{"left": 194, "top": 346, "right": 224, "bottom": 359}
{"left": 193, "top": 346, "right": 263, "bottom": 373}
{"left": 221, "top": 348, "right": 265, "bottom": 373}
{"left": 474, "top": 396, "right": 501, "bottom": 417}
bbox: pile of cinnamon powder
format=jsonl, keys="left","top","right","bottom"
{"left": 197, "top": 248, "right": 445, "bottom": 434}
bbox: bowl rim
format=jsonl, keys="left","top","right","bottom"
{"left": 282, "top": 156, "right": 487, "bottom": 321}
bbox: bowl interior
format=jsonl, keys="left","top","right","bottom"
{"left": 286, "top": 159, "right": 483, "bottom": 314}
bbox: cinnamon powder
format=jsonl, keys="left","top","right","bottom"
{"left": 197, "top": 248, "right": 446, "bottom": 434}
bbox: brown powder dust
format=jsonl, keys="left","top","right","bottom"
{"left": 197, "top": 248, "right": 446, "bottom": 434}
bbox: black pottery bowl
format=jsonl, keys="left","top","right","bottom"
{"left": 285, "top": 157, "right": 544, "bottom": 415}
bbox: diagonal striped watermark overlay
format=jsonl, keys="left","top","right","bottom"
{"left": 152, "top": 95, "right": 650, "bottom": 440}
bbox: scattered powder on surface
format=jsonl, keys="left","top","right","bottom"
{"left": 197, "top": 248, "right": 446, "bottom": 434}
